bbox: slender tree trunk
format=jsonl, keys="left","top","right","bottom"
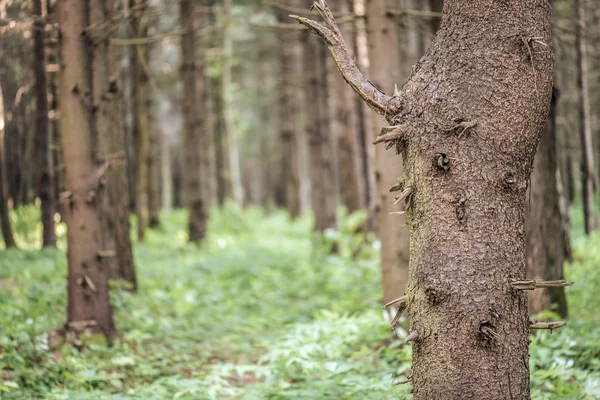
{"left": 0, "top": 78, "right": 21, "bottom": 209}
{"left": 33, "top": 0, "right": 56, "bottom": 247}
{"left": 122, "top": 0, "right": 137, "bottom": 213}
{"left": 222, "top": 0, "right": 244, "bottom": 206}
{"left": 275, "top": 4, "right": 301, "bottom": 216}
{"left": 160, "top": 130, "right": 173, "bottom": 211}
{"left": 296, "top": 0, "right": 554, "bottom": 396}
{"left": 305, "top": 36, "right": 336, "bottom": 232}
{"left": 58, "top": 0, "right": 116, "bottom": 340}
{"left": 526, "top": 89, "right": 568, "bottom": 317}
{"left": 90, "top": 0, "right": 137, "bottom": 289}
{"left": 181, "top": 0, "right": 207, "bottom": 243}
{"left": 134, "top": 2, "right": 150, "bottom": 241}
{"left": 366, "top": 0, "right": 410, "bottom": 305}
{"left": 148, "top": 121, "right": 160, "bottom": 228}
{"left": 334, "top": 0, "right": 364, "bottom": 214}
{"left": 353, "top": 0, "right": 376, "bottom": 228}
{"left": 0, "top": 86, "right": 16, "bottom": 248}
{"left": 575, "top": 0, "right": 596, "bottom": 235}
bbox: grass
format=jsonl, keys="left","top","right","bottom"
{"left": 0, "top": 203, "right": 599, "bottom": 399}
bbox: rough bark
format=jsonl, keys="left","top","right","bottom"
{"left": 90, "top": 0, "right": 137, "bottom": 289}
{"left": 526, "top": 89, "right": 568, "bottom": 318}
{"left": 365, "top": 0, "right": 410, "bottom": 305}
{"left": 33, "top": 0, "right": 56, "bottom": 247}
{"left": 181, "top": 0, "right": 207, "bottom": 243}
{"left": 294, "top": 0, "right": 554, "bottom": 397}
{"left": 305, "top": 35, "right": 336, "bottom": 232}
{"left": 222, "top": 0, "right": 244, "bottom": 206}
{"left": 58, "top": 0, "right": 117, "bottom": 340}
{"left": 575, "top": 0, "right": 596, "bottom": 235}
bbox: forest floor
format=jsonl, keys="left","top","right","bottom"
{"left": 1, "top": 203, "right": 600, "bottom": 399}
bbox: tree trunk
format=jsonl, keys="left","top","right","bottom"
{"left": 575, "top": 0, "right": 596, "bottom": 235}
{"left": 295, "top": 0, "right": 554, "bottom": 396}
{"left": 365, "top": 0, "right": 410, "bottom": 305}
{"left": 305, "top": 36, "right": 336, "bottom": 232}
{"left": 33, "top": 0, "right": 56, "bottom": 247}
{"left": 0, "top": 77, "right": 21, "bottom": 209}
{"left": 90, "top": 0, "right": 137, "bottom": 290}
{"left": 353, "top": 0, "right": 377, "bottom": 229}
{"left": 58, "top": 0, "right": 117, "bottom": 340}
{"left": 148, "top": 119, "right": 160, "bottom": 228}
{"left": 0, "top": 85, "right": 16, "bottom": 248}
{"left": 222, "top": 0, "right": 244, "bottom": 206}
{"left": 526, "top": 89, "right": 568, "bottom": 318}
{"left": 334, "top": 0, "right": 364, "bottom": 214}
{"left": 181, "top": 0, "right": 207, "bottom": 243}
{"left": 275, "top": 4, "right": 301, "bottom": 216}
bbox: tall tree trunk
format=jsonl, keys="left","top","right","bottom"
{"left": 353, "top": 0, "right": 376, "bottom": 229}
{"left": 90, "top": 0, "right": 137, "bottom": 289}
{"left": 148, "top": 120, "right": 160, "bottom": 228}
{"left": 58, "top": 0, "right": 116, "bottom": 340}
{"left": 295, "top": 0, "right": 554, "bottom": 396}
{"left": 160, "top": 130, "right": 173, "bottom": 211}
{"left": 122, "top": 0, "right": 137, "bottom": 213}
{"left": 526, "top": 89, "right": 568, "bottom": 318}
{"left": 33, "top": 0, "right": 56, "bottom": 247}
{"left": 222, "top": 0, "right": 244, "bottom": 206}
{"left": 0, "top": 85, "right": 16, "bottom": 248}
{"left": 365, "top": 0, "right": 410, "bottom": 305}
{"left": 275, "top": 4, "right": 301, "bottom": 216}
{"left": 334, "top": 0, "right": 364, "bottom": 214}
{"left": 305, "top": 36, "right": 336, "bottom": 232}
{"left": 181, "top": 0, "right": 207, "bottom": 243}
{"left": 0, "top": 77, "right": 21, "bottom": 209}
{"left": 575, "top": 0, "right": 596, "bottom": 235}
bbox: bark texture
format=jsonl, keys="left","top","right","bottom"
{"left": 58, "top": 0, "right": 116, "bottom": 339}
{"left": 33, "top": 0, "right": 56, "bottom": 247}
{"left": 181, "top": 0, "right": 207, "bottom": 243}
{"left": 365, "top": 0, "right": 410, "bottom": 304}
{"left": 294, "top": 0, "right": 554, "bottom": 397}
{"left": 575, "top": 0, "right": 596, "bottom": 235}
{"left": 526, "top": 89, "right": 568, "bottom": 318}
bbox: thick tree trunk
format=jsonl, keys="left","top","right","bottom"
{"left": 0, "top": 78, "right": 21, "bottom": 208}
{"left": 526, "top": 90, "right": 568, "bottom": 318}
{"left": 305, "top": 36, "right": 336, "bottom": 232}
{"left": 58, "top": 0, "right": 117, "bottom": 340}
{"left": 222, "top": 0, "right": 244, "bottom": 206}
{"left": 295, "top": 0, "right": 554, "bottom": 396}
{"left": 33, "top": 0, "right": 56, "bottom": 247}
{"left": 575, "top": 0, "right": 596, "bottom": 235}
{"left": 181, "top": 0, "right": 207, "bottom": 243}
{"left": 90, "top": 0, "right": 137, "bottom": 289}
{"left": 366, "top": 0, "right": 410, "bottom": 305}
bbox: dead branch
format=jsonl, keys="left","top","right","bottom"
{"left": 290, "top": 0, "right": 402, "bottom": 116}
{"left": 530, "top": 321, "right": 567, "bottom": 332}
{"left": 511, "top": 280, "right": 573, "bottom": 290}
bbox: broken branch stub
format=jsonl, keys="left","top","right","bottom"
{"left": 530, "top": 320, "right": 566, "bottom": 332}
{"left": 511, "top": 280, "right": 573, "bottom": 290}
{"left": 290, "top": 0, "right": 402, "bottom": 117}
